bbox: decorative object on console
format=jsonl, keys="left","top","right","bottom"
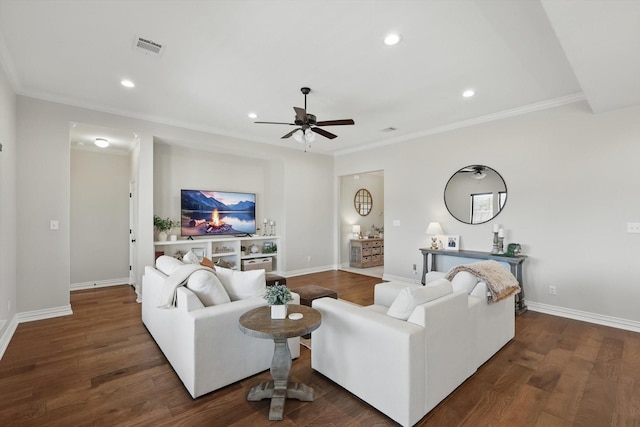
{"left": 154, "top": 215, "right": 178, "bottom": 241}
{"left": 445, "top": 235, "right": 460, "bottom": 251}
{"left": 505, "top": 243, "right": 522, "bottom": 257}
{"left": 352, "top": 224, "right": 361, "bottom": 238}
{"left": 491, "top": 223, "right": 501, "bottom": 254}
{"left": 497, "top": 228, "right": 504, "bottom": 254}
{"left": 426, "top": 222, "right": 444, "bottom": 250}
{"left": 263, "top": 242, "right": 277, "bottom": 253}
{"left": 264, "top": 284, "right": 293, "bottom": 319}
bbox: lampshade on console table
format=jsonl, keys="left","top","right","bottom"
{"left": 419, "top": 248, "right": 527, "bottom": 315}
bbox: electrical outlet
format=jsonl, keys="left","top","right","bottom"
{"left": 412, "top": 264, "right": 417, "bottom": 271}
{"left": 549, "top": 286, "right": 557, "bottom": 295}
{"left": 627, "top": 222, "right": 640, "bottom": 233}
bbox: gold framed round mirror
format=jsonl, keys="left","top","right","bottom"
{"left": 354, "top": 188, "right": 372, "bottom": 216}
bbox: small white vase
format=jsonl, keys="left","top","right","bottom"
{"left": 271, "top": 304, "right": 287, "bottom": 319}
{"left": 158, "top": 231, "right": 168, "bottom": 242}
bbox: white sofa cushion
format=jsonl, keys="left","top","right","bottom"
{"left": 387, "top": 278, "right": 453, "bottom": 320}
{"left": 215, "top": 267, "right": 266, "bottom": 301}
{"left": 186, "top": 269, "right": 231, "bottom": 306}
{"left": 156, "top": 255, "right": 183, "bottom": 275}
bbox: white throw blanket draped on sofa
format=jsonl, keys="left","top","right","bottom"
{"left": 158, "top": 264, "right": 215, "bottom": 308}
{"left": 445, "top": 260, "right": 520, "bottom": 302}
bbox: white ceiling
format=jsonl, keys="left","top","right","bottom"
{"left": 0, "top": 0, "right": 638, "bottom": 155}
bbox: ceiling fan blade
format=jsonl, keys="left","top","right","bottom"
{"left": 315, "top": 119, "right": 355, "bottom": 126}
{"left": 254, "top": 121, "right": 296, "bottom": 125}
{"left": 311, "top": 127, "right": 338, "bottom": 139}
{"left": 281, "top": 129, "right": 299, "bottom": 139}
{"left": 294, "top": 107, "right": 307, "bottom": 122}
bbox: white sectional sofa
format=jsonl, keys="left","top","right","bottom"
{"left": 311, "top": 272, "right": 514, "bottom": 427}
{"left": 141, "top": 257, "right": 300, "bottom": 398}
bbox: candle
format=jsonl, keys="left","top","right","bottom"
{"left": 498, "top": 228, "right": 504, "bottom": 237}
{"left": 270, "top": 220, "right": 275, "bottom": 226}
{"left": 263, "top": 218, "right": 268, "bottom": 224}
{"left": 493, "top": 224, "right": 499, "bottom": 233}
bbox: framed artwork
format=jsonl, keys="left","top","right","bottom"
{"left": 445, "top": 235, "right": 460, "bottom": 251}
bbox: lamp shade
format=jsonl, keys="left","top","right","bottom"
{"left": 352, "top": 225, "right": 361, "bottom": 234}
{"left": 426, "top": 222, "right": 443, "bottom": 235}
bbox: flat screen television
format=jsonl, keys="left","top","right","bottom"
{"left": 181, "top": 189, "right": 256, "bottom": 237}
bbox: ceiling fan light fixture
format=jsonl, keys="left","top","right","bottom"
{"left": 95, "top": 138, "right": 109, "bottom": 148}
{"left": 293, "top": 130, "right": 304, "bottom": 143}
{"left": 305, "top": 129, "right": 316, "bottom": 142}
{"left": 384, "top": 33, "right": 401, "bottom": 46}
{"left": 472, "top": 171, "right": 486, "bottom": 180}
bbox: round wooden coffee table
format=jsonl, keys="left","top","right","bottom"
{"left": 239, "top": 305, "right": 321, "bottom": 421}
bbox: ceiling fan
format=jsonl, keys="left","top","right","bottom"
{"left": 254, "top": 87, "right": 354, "bottom": 141}
{"left": 460, "top": 165, "right": 488, "bottom": 180}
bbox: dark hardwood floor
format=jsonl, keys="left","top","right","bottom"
{"left": 1, "top": 270, "right": 639, "bottom": 426}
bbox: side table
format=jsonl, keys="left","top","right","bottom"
{"left": 238, "top": 305, "right": 321, "bottom": 421}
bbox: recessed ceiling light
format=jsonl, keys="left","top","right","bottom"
{"left": 95, "top": 138, "right": 109, "bottom": 148}
{"left": 384, "top": 33, "right": 401, "bottom": 46}
{"left": 248, "top": 112, "right": 258, "bottom": 119}
{"left": 462, "top": 89, "right": 475, "bottom": 98}
{"left": 121, "top": 79, "right": 135, "bottom": 88}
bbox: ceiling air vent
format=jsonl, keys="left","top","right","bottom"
{"left": 133, "top": 36, "right": 164, "bottom": 56}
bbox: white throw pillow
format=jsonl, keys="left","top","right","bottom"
{"left": 155, "top": 255, "right": 184, "bottom": 275}
{"left": 450, "top": 271, "right": 479, "bottom": 294}
{"left": 387, "top": 279, "right": 453, "bottom": 320}
{"left": 186, "top": 270, "right": 230, "bottom": 306}
{"left": 183, "top": 250, "right": 200, "bottom": 264}
{"left": 215, "top": 267, "right": 266, "bottom": 301}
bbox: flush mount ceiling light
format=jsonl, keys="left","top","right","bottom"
{"left": 384, "top": 33, "right": 401, "bottom": 46}
{"left": 248, "top": 112, "right": 258, "bottom": 119}
{"left": 462, "top": 89, "right": 475, "bottom": 98}
{"left": 121, "top": 79, "right": 135, "bottom": 88}
{"left": 95, "top": 138, "right": 109, "bottom": 148}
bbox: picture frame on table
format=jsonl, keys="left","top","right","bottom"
{"left": 445, "top": 235, "right": 460, "bottom": 251}
{"left": 191, "top": 247, "right": 205, "bottom": 261}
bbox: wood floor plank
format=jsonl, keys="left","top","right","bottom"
{"left": 1, "top": 271, "right": 639, "bottom": 426}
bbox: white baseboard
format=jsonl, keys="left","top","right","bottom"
{"left": 70, "top": 277, "right": 130, "bottom": 291}
{"left": 0, "top": 315, "right": 18, "bottom": 360}
{"left": 527, "top": 301, "right": 640, "bottom": 333}
{"left": 285, "top": 264, "right": 337, "bottom": 278}
{"left": 17, "top": 305, "right": 73, "bottom": 323}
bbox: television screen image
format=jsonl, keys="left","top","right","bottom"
{"left": 181, "top": 190, "right": 256, "bottom": 237}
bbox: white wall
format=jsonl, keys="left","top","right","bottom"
{"left": 336, "top": 101, "right": 640, "bottom": 327}
{"left": 14, "top": 96, "right": 335, "bottom": 316}
{"left": 70, "top": 148, "right": 130, "bottom": 286}
{"left": 0, "top": 57, "right": 17, "bottom": 351}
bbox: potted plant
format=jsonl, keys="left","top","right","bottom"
{"left": 264, "top": 284, "right": 293, "bottom": 319}
{"left": 154, "top": 215, "right": 178, "bottom": 241}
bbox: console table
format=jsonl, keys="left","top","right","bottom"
{"left": 239, "top": 305, "right": 321, "bottom": 420}
{"left": 419, "top": 248, "right": 527, "bottom": 315}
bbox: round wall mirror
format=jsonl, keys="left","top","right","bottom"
{"left": 354, "top": 188, "right": 372, "bottom": 216}
{"left": 444, "top": 165, "right": 507, "bottom": 224}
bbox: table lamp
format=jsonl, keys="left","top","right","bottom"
{"left": 352, "top": 225, "right": 361, "bottom": 238}
{"left": 426, "top": 222, "right": 444, "bottom": 250}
